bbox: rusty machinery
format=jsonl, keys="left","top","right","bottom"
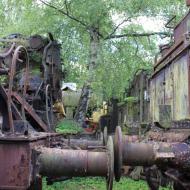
{"left": 114, "top": 126, "right": 190, "bottom": 189}
{"left": 0, "top": 34, "right": 116, "bottom": 190}
{"left": 0, "top": 33, "right": 63, "bottom": 132}
{"left": 2, "top": 2, "right": 190, "bottom": 190}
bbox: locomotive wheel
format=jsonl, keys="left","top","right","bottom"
{"left": 106, "top": 136, "right": 114, "bottom": 190}
{"left": 7, "top": 46, "right": 29, "bottom": 132}
{"left": 114, "top": 126, "right": 123, "bottom": 182}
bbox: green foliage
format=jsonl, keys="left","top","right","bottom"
{"left": 92, "top": 37, "right": 153, "bottom": 100}
{"left": 56, "top": 119, "right": 82, "bottom": 134}
{"left": 0, "top": 0, "right": 187, "bottom": 101}
{"left": 124, "top": 97, "right": 139, "bottom": 103}
{"left": 42, "top": 177, "right": 169, "bottom": 190}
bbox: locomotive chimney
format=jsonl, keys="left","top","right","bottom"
{"left": 186, "top": 0, "right": 190, "bottom": 6}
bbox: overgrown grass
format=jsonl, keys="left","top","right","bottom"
{"left": 56, "top": 119, "right": 82, "bottom": 134}
{"left": 43, "top": 177, "right": 169, "bottom": 190}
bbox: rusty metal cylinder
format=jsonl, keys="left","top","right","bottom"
{"left": 38, "top": 148, "right": 108, "bottom": 177}
{"left": 122, "top": 143, "right": 155, "bottom": 166}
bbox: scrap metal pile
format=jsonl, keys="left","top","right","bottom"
{"left": 2, "top": 1, "right": 190, "bottom": 190}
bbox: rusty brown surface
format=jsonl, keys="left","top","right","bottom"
{"left": 115, "top": 126, "right": 190, "bottom": 184}
{"left": 174, "top": 11, "right": 190, "bottom": 42}
{"left": 122, "top": 143, "right": 156, "bottom": 166}
{"left": 0, "top": 143, "right": 30, "bottom": 190}
{"left": 0, "top": 133, "right": 65, "bottom": 189}
{"left": 38, "top": 146, "right": 109, "bottom": 178}
{"left": 153, "top": 39, "right": 184, "bottom": 73}
{"left": 0, "top": 131, "right": 114, "bottom": 189}
{"left": 0, "top": 34, "right": 63, "bottom": 133}
{"left": 12, "top": 92, "right": 48, "bottom": 132}
{"left": 154, "top": 10, "right": 190, "bottom": 71}
{"left": 0, "top": 135, "right": 48, "bottom": 190}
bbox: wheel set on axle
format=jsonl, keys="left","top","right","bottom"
{"left": 114, "top": 126, "right": 123, "bottom": 182}
{"left": 37, "top": 136, "right": 115, "bottom": 190}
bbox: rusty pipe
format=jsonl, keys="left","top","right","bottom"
{"left": 37, "top": 137, "right": 114, "bottom": 186}
{"left": 122, "top": 143, "right": 155, "bottom": 166}
{"left": 122, "top": 138, "right": 189, "bottom": 168}
{"left": 38, "top": 148, "right": 108, "bottom": 177}
{"left": 123, "top": 142, "right": 177, "bottom": 166}
{"left": 122, "top": 142, "right": 190, "bottom": 172}
{"left": 114, "top": 126, "right": 175, "bottom": 181}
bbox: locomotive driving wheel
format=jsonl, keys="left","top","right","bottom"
{"left": 106, "top": 136, "right": 114, "bottom": 190}
{"left": 7, "top": 45, "right": 29, "bottom": 133}
{"left": 114, "top": 126, "right": 123, "bottom": 182}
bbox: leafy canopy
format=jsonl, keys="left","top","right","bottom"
{"left": 0, "top": 0, "right": 187, "bottom": 101}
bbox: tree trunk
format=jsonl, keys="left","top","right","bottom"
{"left": 74, "top": 83, "right": 91, "bottom": 124}
{"left": 74, "top": 27, "right": 100, "bottom": 125}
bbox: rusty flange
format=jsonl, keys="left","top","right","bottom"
{"left": 114, "top": 126, "right": 123, "bottom": 182}
{"left": 106, "top": 136, "right": 114, "bottom": 190}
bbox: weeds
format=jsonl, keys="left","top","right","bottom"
{"left": 43, "top": 177, "right": 169, "bottom": 190}
{"left": 56, "top": 119, "right": 82, "bottom": 134}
